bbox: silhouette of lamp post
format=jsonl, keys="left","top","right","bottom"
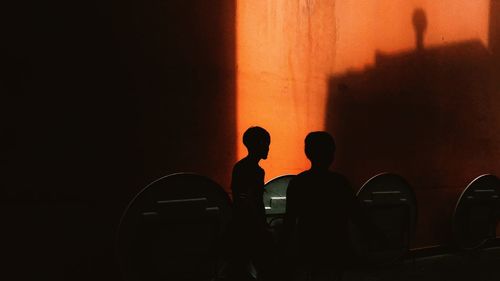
{"left": 412, "top": 8, "right": 428, "bottom": 51}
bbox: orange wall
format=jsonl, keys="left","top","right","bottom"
{"left": 334, "top": 1, "right": 489, "bottom": 72}
{"left": 237, "top": 0, "right": 490, "bottom": 181}
{"left": 237, "top": 1, "right": 337, "bottom": 179}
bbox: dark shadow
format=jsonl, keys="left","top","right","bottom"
{"left": 114, "top": 1, "right": 238, "bottom": 189}
{"left": 412, "top": 8, "right": 427, "bottom": 52}
{"left": 326, "top": 7, "right": 500, "bottom": 248}
{"left": 355, "top": 173, "right": 417, "bottom": 266}
{"left": 3, "top": 1, "right": 237, "bottom": 280}
{"left": 453, "top": 175, "right": 500, "bottom": 250}
{"left": 117, "top": 173, "right": 232, "bottom": 281}
{"left": 283, "top": 132, "right": 364, "bottom": 281}
{"left": 490, "top": 0, "right": 500, "bottom": 63}
{"left": 227, "top": 127, "right": 274, "bottom": 281}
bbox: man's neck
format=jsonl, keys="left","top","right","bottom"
{"left": 310, "top": 163, "right": 329, "bottom": 172}
{"left": 245, "top": 154, "right": 261, "bottom": 165}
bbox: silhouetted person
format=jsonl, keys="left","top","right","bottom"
{"left": 283, "top": 132, "right": 361, "bottom": 281}
{"left": 413, "top": 8, "right": 427, "bottom": 51}
{"left": 228, "top": 126, "right": 273, "bottom": 281}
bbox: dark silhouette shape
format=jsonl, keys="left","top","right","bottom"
{"left": 4, "top": 1, "right": 237, "bottom": 280}
{"left": 413, "top": 8, "right": 428, "bottom": 51}
{"left": 356, "top": 173, "right": 417, "bottom": 265}
{"left": 326, "top": 7, "right": 500, "bottom": 248}
{"left": 453, "top": 174, "right": 500, "bottom": 250}
{"left": 116, "top": 173, "right": 231, "bottom": 281}
{"left": 228, "top": 127, "right": 273, "bottom": 281}
{"left": 283, "top": 132, "right": 362, "bottom": 281}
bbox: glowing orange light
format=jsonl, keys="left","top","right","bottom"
{"left": 237, "top": 0, "right": 489, "bottom": 181}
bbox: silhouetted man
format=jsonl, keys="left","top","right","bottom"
{"left": 284, "top": 132, "right": 360, "bottom": 281}
{"left": 229, "top": 126, "right": 272, "bottom": 281}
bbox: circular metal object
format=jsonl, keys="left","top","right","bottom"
{"left": 453, "top": 174, "right": 500, "bottom": 250}
{"left": 116, "top": 173, "right": 231, "bottom": 281}
{"left": 356, "top": 172, "right": 417, "bottom": 264}
{"left": 263, "top": 174, "right": 295, "bottom": 216}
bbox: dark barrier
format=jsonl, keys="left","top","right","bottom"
{"left": 116, "top": 173, "right": 231, "bottom": 281}
{"left": 453, "top": 174, "right": 500, "bottom": 250}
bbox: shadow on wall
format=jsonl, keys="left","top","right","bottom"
{"left": 3, "top": 1, "right": 236, "bottom": 280}
{"left": 326, "top": 8, "right": 500, "bottom": 247}
{"left": 115, "top": 1, "right": 237, "bottom": 189}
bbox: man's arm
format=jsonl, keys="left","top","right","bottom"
{"left": 256, "top": 169, "right": 267, "bottom": 226}
{"left": 231, "top": 165, "right": 263, "bottom": 219}
{"left": 231, "top": 166, "right": 249, "bottom": 210}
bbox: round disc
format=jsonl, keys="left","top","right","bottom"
{"left": 453, "top": 174, "right": 500, "bottom": 250}
{"left": 117, "top": 173, "right": 231, "bottom": 281}
{"left": 356, "top": 172, "right": 417, "bottom": 264}
{"left": 263, "top": 174, "right": 295, "bottom": 216}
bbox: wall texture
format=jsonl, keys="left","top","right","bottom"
{"left": 237, "top": 0, "right": 500, "bottom": 247}
{"left": 3, "top": 0, "right": 500, "bottom": 278}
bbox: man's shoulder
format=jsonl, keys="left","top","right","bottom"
{"left": 292, "top": 170, "right": 346, "bottom": 180}
{"left": 232, "top": 158, "right": 264, "bottom": 175}
{"left": 233, "top": 158, "right": 251, "bottom": 170}
{"left": 287, "top": 171, "right": 311, "bottom": 189}
{"left": 326, "top": 171, "right": 352, "bottom": 188}
{"left": 289, "top": 170, "right": 310, "bottom": 182}
{"left": 232, "top": 159, "right": 245, "bottom": 171}
{"left": 296, "top": 170, "right": 313, "bottom": 178}
{"left": 289, "top": 170, "right": 351, "bottom": 189}
{"left": 328, "top": 171, "right": 349, "bottom": 181}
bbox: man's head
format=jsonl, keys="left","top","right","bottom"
{"left": 243, "top": 126, "right": 270, "bottom": 160}
{"left": 305, "top": 131, "right": 335, "bottom": 169}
